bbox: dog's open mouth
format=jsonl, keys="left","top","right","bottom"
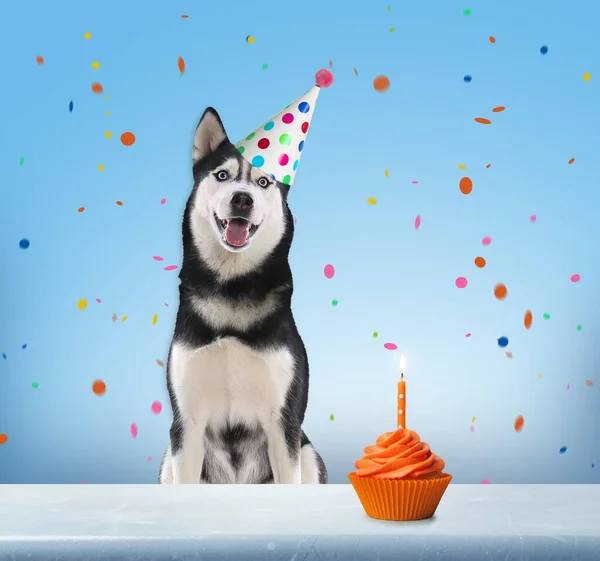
{"left": 214, "top": 213, "right": 260, "bottom": 248}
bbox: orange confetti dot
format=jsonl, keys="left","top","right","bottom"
{"left": 486, "top": 164, "right": 491, "bottom": 168}
{"left": 492, "top": 106, "right": 505, "bottom": 112}
{"left": 91, "top": 82, "right": 103, "bottom": 94}
{"left": 120, "top": 132, "right": 136, "bottom": 146}
{"left": 514, "top": 415, "right": 524, "bottom": 432}
{"left": 36, "top": 56, "right": 44, "bottom": 65}
{"left": 474, "top": 256, "right": 486, "bottom": 268}
{"left": 586, "top": 379, "right": 594, "bottom": 387}
{"left": 505, "top": 352, "right": 513, "bottom": 358}
{"left": 459, "top": 177, "right": 473, "bottom": 195}
{"left": 524, "top": 310, "right": 533, "bottom": 330}
{"left": 116, "top": 201, "right": 123, "bottom": 206}
{"left": 156, "top": 359, "right": 165, "bottom": 367}
{"left": 77, "top": 207, "right": 85, "bottom": 213}
{"left": 92, "top": 379, "right": 106, "bottom": 396}
{"left": 329, "top": 60, "right": 333, "bottom": 68}
{"left": 178, "top": 56, "right": 185, "bottom": 74}
{"left": 568, "top": 158, "right": 575, "bottom": 164}
{"left": 373, "top": 75, "right": 390, "bottom": 92}
{"left": 181, "top": 14, "right": 189, "bottom": 18}
{"left": 353, "top": 68, "right": 359, "bottom": 76}
{"left": 494, "top": 283, "right": 508, "bottom": 300}
{"left": 0, "top": 434, "right": 7, "bottom": 445}
{"left": 475, "top": 117, "right": 492, "bottom": 124}
{"left": 489, "top": 36, "right": 496, "bottom": 43}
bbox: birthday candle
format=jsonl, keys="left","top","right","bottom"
{"left": 397, "top": 354, "right": 407, "bottom": 429}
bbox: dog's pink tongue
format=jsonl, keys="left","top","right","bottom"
{"left": 225, "top": 218, "right": 250, "bottom": 247}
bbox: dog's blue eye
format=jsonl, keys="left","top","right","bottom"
{"left": 257, "top": 177, "right": 270, "bottom": 188}
{"left": 215, "top": 170, "right": 229, "bottom": 181}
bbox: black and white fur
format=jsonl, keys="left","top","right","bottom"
{"left": 158, "top": 107, "right": 327, "bottom": 484}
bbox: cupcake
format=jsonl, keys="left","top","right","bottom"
{"left": 348, "top": 428, "right": 451, "bottom": 521}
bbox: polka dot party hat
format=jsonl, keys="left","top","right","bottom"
{"left": 235, "top": 69, "right": 334, "bottom": 185}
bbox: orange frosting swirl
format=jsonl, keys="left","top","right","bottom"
{"left": 354, "top": 429, "right": 445, "bottom": 479}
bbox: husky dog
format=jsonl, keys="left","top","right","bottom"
{"left": 158, "top": 108, "right": 327, "bottom": 484}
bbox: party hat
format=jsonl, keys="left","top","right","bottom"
{"left": 234, "top": 69, "right": 334, "bottom": 185}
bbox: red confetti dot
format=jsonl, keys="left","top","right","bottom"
{"left": 301, "top": 122, "right": 309, "bottom": 134}
{"left": 257, "top": 138, "right": 270, "bottom": 149}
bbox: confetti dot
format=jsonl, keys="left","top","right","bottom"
{"left": 498, "top": 336, "right": 509, "bottom": 348}
{"left": 459, "top": 177, "right": 473, "bottom": 195}
{"left": 530, "top": 214, "right": 537, "bottom": 222}
{"left": 69, "top": 101, "right": 74, "bottom": 112}
{"left": 586, "top": 379, "right": 593, "bottom": 387}
{"left": 324, "top": 264, "right": 335, "bottom": 279}
{"left": 475, "top": 118, "right": 492, "bottom": 124}
{"left": 84, "top": 31, "right": 91, "bottom": 39}
{"left": 389, "top": 27, "right": 395, "bottom": 32}
{"left": 331, "top": 299, "right": 338, "bottom": 306}
{"left": 156, "top": 359, "right": 165, "bottom": 367}
{"left": 373, "top": 331, "right": 379, "bottom": 338}
{"left": 480, "top": 479, "right": 491, "bottom": 484}
{"left": 383, "top": 343, "right": 398, "bottom": 351}
{"left": 181, "top": 15, "right": 189, "bottom": 18}
{"left": 470, "top": 425, "right": 475, "bottom": 432}
{"left": 466, "top": 333, "right": 471, "bottom": 337}
{"left": 474, "top": 256, "right": 486, "bottom": 268}
{"left": 77, "top": 299, "right": 88, "bottom": 310}
{"left": 91, "top": 61, "right": 100, "bottom": 69}
{"left": 414, "top": 215, "right": 421, "bottom": 230}
{"left": 36, "top": 55, "right": 44, "bottom": 65}
{"left": 147, "top": 456, "right": 153, "bottom": 462}
{"left": 367, "top": 197, "right": 377, "bottom": 205}
{"left": 353, "top": 68, "right": 359, "bottom": 76}
{"left": 583, "top": 72, "right": 591, "bottom": 81}
{"left": 463, "top": 75, "right": 472, "bottom": 83}
{"left": 164, "top": 265, "right": 178, "bottom": 271}
{"left": 494, "top": 283, "right": 507, "bottom": 300}
{"left": 19, "top": 157, "right": 24, "bottom": 165}
{"left": 121, "top": 132, "right": 136, "bottom": 146}
{"left": 492, "top": 106, "right": 505, "bottom": 112}
{"left": 567, "top": 383, "right": 570, "bottom": 390}
{"left": 95, "top": 298, "right": 101, "bottom": 303}
{"left": 540, "top": 45, "right": 548, "bottom": 54}
{"left": 472, "top": 417, "right": 476, "bottom": 422}
{"left": 116, "top": 201, "right": 123, "bottom": 206}
{"left": 19, "top": 238, "right": 30, "bottom": 249}
{"left": 489, "top": 36, "right": 496, "bottom": 43}
{"left": 482, "top": 236, "right": 492, "bottom": 246}
{"left": 486, "top": 164, "right": 491, "bottom": 168}
{"left": 161, "top": 198, "right": 166, "bottom": 204}
{"left": 329, "top": 414, "right": 334, "bottom": 421}
{"left": 559, "top": 446, "right": 567, "bottom": 454}
{"left": 92, "top": 379, "right": 106, "bottom": 396}
{"left": 91, "top": 82, "right": 103, "bottom": 94}
{"left": 0, "top": 434, "right": 7, "bottom": 445}
{"left": 538, "top": 373, "right": 543, "bottom": 378}
{"left": 105, "top": 131, "right": 112, "bottom": 139}
{"left": 568, "top": 158, "right": 575, "bottom": 164}
{"left": 514, "top": 415, "right": 524, "bottom": 432}
{"left": 151, "top": 401, "right": 162, "bottom": 414}
{"left": 570, "top": 274, "right": 580, "bottom": 283}
{"left": 455, "top": 276, "right": 468, "bottom": 289}
{"left": 130, "top": 423, "right": 138, "bottom": 438}
{"left": 262, "top": 63, "right": 268, "bottom": 70}
{"left": 384, "top": 169, "right": 389, "bottom": 178}
{"left": 121, "top": 316, "right": 128, "bottom": 323}
{"left": 152, "top": 314, "right": 158, "bottom": 325}
{"left": 458, "top": 164, "right": 467, "bottom": 170}
{"left": 524, "top": 310, "right": 533, "bottom": 330}
{"left": 32, "top": 382, "right": 39, "bottom": 388}
{"left": 577, "top": 325, "right": 582, "bottom": 331}
{"left": 178, "top": 56, "right": 185, "bottom": 74}
{"left": 543, "top": 313, "right": 551, "bottom": 320}
{"left": 2, "top": 353, "right": 5, "bottom": 359}
{"left": 373, "top": 75, "right": 390, "bottom": 92}
{"left": 463, "top": 8, "right": 472, "bottom": 16}
{"left": 153, "top": 256, "right": 164, "bottom": 261}
{"left": 78, "top": 207, "right": 85, "bottom": 213}
{"left": 505, "top": 351, "right": 513, "bottom": 358}
{"left": 111, "top": 314, "right": 117, "bottom": 322}
{"left": 98, "top": 164, "right": 104, "bottom": 171}
{"left": 246, "top": 35, "right": 255, "bottom": 44}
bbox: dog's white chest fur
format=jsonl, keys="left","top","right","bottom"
{"left": 170, "top": 338, "right": 295, "bottom": 429}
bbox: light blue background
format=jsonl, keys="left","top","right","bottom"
{"left": 0, "top": 0, "right": 598, "bottom": 484}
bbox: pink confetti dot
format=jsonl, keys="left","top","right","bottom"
{"left": 411, "top": 181, "right": 418, "bottom": 184}
{"left": 570, "top": 274, "right": 580, "bottom": 283}
{"left": 164, "top": 265, "right": 178, "bottom": 271}
{"left": 324, "top": 264, "right": 335, "bottom": 279}
{"left": 80, "top": 480, "right": 88, "bottom": 484}
{"left": 95, "top": 298, "right": 102, "bottom": 303}
{"left": 414, "top": 215, "right": 421, "bottom": 230}
{"left": 566, "top": 383, "right": 570, "bottom": 390}
{"left": 153, "top": 256, "right": 164, "bottom": 261}
{"left": 151, "top": 401, "right": 162, "bottom": 414}
{"left": 480, "top": 479, "right": 491, "bottom": 484}
{"left": 466, "top": 333, "right": 472, "bottom": 338}
{"left": 294, "top": 217, "right": 297, "bottom": 225}
{"left": 470, "top": 425, "right": 475, "bottom": 432}
{"left": 383, "top": 342, "right": 398, "bottom": 350}
{"left": 164, "top": 303, "right": 169, "bottom": 307}
{"left": 146, "top": 456, "right": 153, "bottom": 462}
{"left": 530, "top": 215, "right": 537, "bottom": 222}
{"left": 130, "top": 423, "right": 138, "bottom": 438}
{"left": 455, "top": 276, "right": 468, "bottom": 289}
{"left": 160, "top": 198, "right": 166, "bottom": 204}
{"left": 482, "top": 236, "right": 492, "bottom": 246}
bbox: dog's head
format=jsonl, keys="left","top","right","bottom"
{"left": 185, "top": 107, "right": 293, "bottom": 279}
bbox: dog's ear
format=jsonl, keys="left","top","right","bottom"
{"left": 193, "top": 107, "right": 229, "bottom": 164}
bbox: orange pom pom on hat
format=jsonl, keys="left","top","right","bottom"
{"left": 234, "top": 69, "right": 334, "bottom": 186}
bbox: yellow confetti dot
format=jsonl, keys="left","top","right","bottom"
{"left": 97, "top": 164, "right": 104, "bottom": 171}
{"left": 384, "top": 169, "right": 389, "bottom": 178}
{"left": 583, "top": 72, "right": 591, "bottom": 81}
{"left": 458, "top": 164, "right": 467, "bottom": 170}
{"left": 538, "top": 373, "right": 543, "bottom": 378}
{"left": 106, "top": 110, "right": 111, "bottom": 115}
{"left": 367, "top": 197, "right": 377, "bottom": 205}
{"left": 77, "top": 299, "right": 88, "bottom": 310}
{"left": 84, "top": 31, "right": 92, "bottom": 40}
{"left": 121, "top": 315, "right": 128, "bottom": 323}
{"left": 152, "top": 314, "right": 158, "bottom": 325}
{"left": 105, "top": 95, "right": 109, "bottom": 100}
{"left": 91, "top": 61, "right": 100, "bottom": 69}
{"left": 246, "top": 35, "right": 255, "bottom": 44}
{"left": 105, "top": 131, "right": 112, "bottom": 139}
{"left": 471, "top": 417, "right": 476, "bottom": 423}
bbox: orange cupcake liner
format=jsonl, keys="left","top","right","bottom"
{"left": 348, "top": 472, "right": 452, "bottom": 521}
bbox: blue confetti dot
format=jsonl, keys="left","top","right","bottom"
{"left": 592, "top": 463, "right": 595, "bottom": 468}
{"left": 22, "top": 344, "right": 27, "bottom": 349}
{"left": 263, "top": 121, "right": 274, "bottom": 131}
{"left": 559, "top": 446, "right": 567, "bottom": 454}
{"left": 269, "top": 174, "right": 276, "bottom": 180}
{"left": 251, "top": 155, "right": 265, "bottom": 168}
{"left": 298, "top": 140, "right": 304, "bottom": 152}
{"left": 19, "top": 238, "right": 30, "bottom": 249}
{"left": 293, "top": 160, "right": 299, "bottom": 171}
{"left": 497, "top": 336, "right": 509, "bottom": 348}
{"left": 69, "top": 100, "right": 74, "bottom": 112}
{"left": 463, "top": 75, "right": 472, "bottom": 83}
{"left": 2, "top": 353, "right": 6, "bottom": 360}
{"left": 298, "top": 101, "right": 310, "bottom": 113}
{"left": 540, "top": 45, "right": 548, "bottom": 55}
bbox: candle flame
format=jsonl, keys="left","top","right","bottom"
{"left": 399, "top": 353, "right": 406, "bottom": 375}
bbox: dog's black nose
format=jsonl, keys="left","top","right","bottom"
{"left": 231, "top": 192, "right": 254, "bottom": 210}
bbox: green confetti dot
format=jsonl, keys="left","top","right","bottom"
{"left": 262, "top": 63, "right": 268, "bottom": 70}
{"left": 329, "top": 414, "right": 335, "bottom": 421}
{"left": 245, "top": 132, "right": 255, "bottom": 141}
{"left": 32, "top": 382, "right": 39, "bottom": 389}
{"left": 543, "top": 313, "right": 551, "bottom": 320}
{"left": 279, "top": 133, "right": 291, "bottom": 146}
{"left": 386, "top": 5, "right": 390, "bottom": 10}
{"left": 179, "top": 73, "right": 184, "bottom": 78}
{"left": 282, "top": 175, "right": 291, "bottom": 185}
{"left": 373, "top": 331, "right": 378, "bottom": 338}
{"left": 237, "top": 146, "right": 245, "bottom": 154}
{"left": 577, "top": 324, "right": 582, "bottom": 331}
{"left": 19, "top": 157, "right": 24, "bottom": 165}
{"left": 390, "top": 27, "right": 395, "bottom": 32}
{"left": 331, "top": 299, "right": 338, "bottom": 306}
{"left": 463, "top": 8, "right": 472, "bottom": 16}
